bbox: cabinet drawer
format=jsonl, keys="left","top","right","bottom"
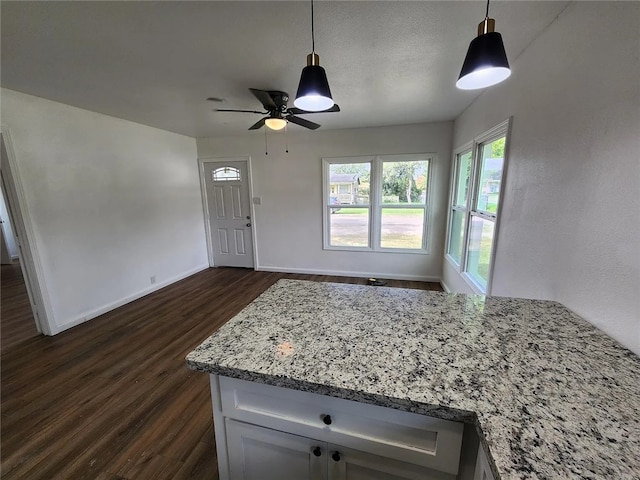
{"left": 219, "top": 376, "right": 463, "bottom": 475}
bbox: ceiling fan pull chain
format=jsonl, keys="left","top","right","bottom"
{"left": 285, "top": 123, "right": 289, "bottom": 153}
{"left": 264, "top": 127, "right": 268, "bottom": 156}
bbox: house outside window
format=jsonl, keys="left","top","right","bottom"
{"left": 330, "top": 173, "right": 362, "bottom": 205}
{"left": 446, "top": 119, "right": 510, "bottom": 293}
{"left": 323, "top": 154, "right": 433, "bottom": 253}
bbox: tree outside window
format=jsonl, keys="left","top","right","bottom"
{"left": 324, "top": 155, "right": 432, "bottom": 252}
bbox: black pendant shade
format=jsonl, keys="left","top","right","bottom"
{"left": 457, "top": 31, "right": 510, "bottom": 90}
{"left": 457, "top": 0, "right": 511, "bottom": 90}
{"left": 294, "top": 0, "right": 335, "bottom": 112}
{"left": 294, "top": 56, "right": 334, "bottom": 112}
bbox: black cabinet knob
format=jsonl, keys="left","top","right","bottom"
{"left": 313, "top": 447, "right": 322, "bottom": 457}
{"left": 332, "top": 451, "right": 341, "bottom": 462}
{"left": 322, "top": 414, "right": 332, "bottom": 425}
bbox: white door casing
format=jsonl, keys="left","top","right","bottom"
{"left": 201, "top": 158, "right": 255, "bottom": 269}
{"left": 0, "top": 129, "right": 52, "bottom": 334}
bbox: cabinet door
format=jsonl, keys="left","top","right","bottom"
{"left": 226, "top": 419, "right": 327, "bottom": 480}
{"left": 473, "top": 445, "right": 496, "bottom": 480}
{"left": 327, "top": 444, "right": 454, "bottom": 480}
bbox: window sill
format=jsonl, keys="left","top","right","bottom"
{"left": 324, "top": 245, "right": 430, "bottom": 255}
{"left": 443, "top": 256, "right": 487, "bottom": 295}
{"left": 461, "top": 272, "right": 487, "bottom": 295}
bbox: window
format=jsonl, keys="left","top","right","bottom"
{"left": 212, "top": 167, "right": 241, "bottom": 181}
{"left": 446, "top": 120, "right": 510, "bottom": 293}
{"left": 323, "top": 154, "right": 432, "bottom": 253}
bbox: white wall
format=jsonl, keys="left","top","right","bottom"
{"left": 1, "top": 89, "right": 209, "bottom": 334}
{"left": 444, "top": 2, "right": 640, "bottom": 354}
{"left": 197, "top": 122, "right": 453, "bottom": 281}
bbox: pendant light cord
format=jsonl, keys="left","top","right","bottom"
{"left": 311, "top": 0, "right": 315, "bottom": 53}
{"left": 485, "top": 0, "right": 490, "bottom": 18}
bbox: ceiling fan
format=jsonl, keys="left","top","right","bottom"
{"left": 210, "top": 88, "right": 340, "bottom": 131}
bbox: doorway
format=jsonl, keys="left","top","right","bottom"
{"left": 201, "top": 158, "right": 255, "bottom": 269}
{"left": 1, "top": 262, "right": 38, "bottom": 351}
{"left": 1, "top": 178, "right": 19, "bottom": 265}
{"left": 0, "top": 133, "right": 40, "bottom": 349}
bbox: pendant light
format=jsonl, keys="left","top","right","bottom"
{"left": 456, "top": 0, "right": 511, "bottom": 90}
{"left": 294, "top": 0, "right": 334, "bottom": 112}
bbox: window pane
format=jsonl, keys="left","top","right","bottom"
{"left": 212, "top": 167, "right": 240, "bottom": 181}
{"left": 447, "top": 209, "right": 466, "bottom": 264}
{"left": 329, "top": 208, "right": 369, "bottom": 247}
{"left": 382, "top": 160, "right": 428, "bottom": 205}
{"left": 380, "top": 208, "right": 424, "bottom": 249}
{"left": 329, "top": 163, "right": 370, "bottom": 206}
{"left": 475, "top": 137, "right": 505, "bottom": 214}
{"left": 455, "top": 151, "right": 472, "bottom": 206}
{"left": 466, "top": 216, "right": 495, "bottom": 290}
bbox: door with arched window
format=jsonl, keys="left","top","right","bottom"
{"left": 202, "top": 159, "right": 254, "bottom": 268}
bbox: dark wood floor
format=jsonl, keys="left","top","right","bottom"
{"left": 1, "top": 263, "right": 39, "bottom": 352}
{"left": 1, "top": 267, "right": 442, "bottom": 479}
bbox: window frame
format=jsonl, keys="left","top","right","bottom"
{"left": 447, "top": 146, "right": 473, "bottom": 266}
{"left": 445, "top": 119, "right": 511, "bottom": 294}
{"left": 322, "top": 153, "right": 434, "bottom": 254}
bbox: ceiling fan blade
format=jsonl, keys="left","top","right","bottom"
{"left": 248, "top": 117, "right": 267, "bottom": 130}
{"left": 249, "top": 88, "right": 277, "bottom": 111}
{"left": 287, "top": 115, "right": 320, "bottom": 130}
{"left": 216, "top": 109, "right": 266, "bottom": 114}
{"left": 288, "top": 104, "right": 341, "bottom": 115}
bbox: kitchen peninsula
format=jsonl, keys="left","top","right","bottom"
{"left": 186, "top": 279, "right": 640, "bottom": 479}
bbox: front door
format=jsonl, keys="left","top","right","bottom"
{"left": 203, "top": 160, "right": 254, "bottom": 268}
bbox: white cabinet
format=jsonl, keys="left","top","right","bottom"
{"left": 226, "top": 418, "right": 453, "bottom": 480}
{"left": 226, "top": 419, "right": 327, "bottom": 480}
{"left": 210, "top": 375, "right": 464, "bottom": 480}
{"left": 473, "top": 444, "right": 496, "bottom": 480}
{"left": 327, "top": 443, "right": 453, "bottom": 480}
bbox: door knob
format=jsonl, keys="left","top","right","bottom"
{"left": 246, "top": 223, "right": 251, "bottom": 227}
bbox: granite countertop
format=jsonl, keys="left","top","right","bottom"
{"left": 186, "top": 279, "right": 640, "bottom": 479}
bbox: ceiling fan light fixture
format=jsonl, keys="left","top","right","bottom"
{"left": 265, "top": 117, "right": 287, "bottom": 130}
{"left": 457, "top": 3, "right": 511, "bottom": 90}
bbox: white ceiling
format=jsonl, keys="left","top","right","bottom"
{"left": 1, "top": 1, "right": 569, "bottom": 138}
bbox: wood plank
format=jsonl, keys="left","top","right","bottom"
{"left": 1, "top": 267, "right": 442, "bottom": 479}
{"left": 1, "top": 262, "right": 39, "bottom": 352}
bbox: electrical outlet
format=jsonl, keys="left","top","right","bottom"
{"left": 150, "top": 275, "right": 156, "bottom": 284}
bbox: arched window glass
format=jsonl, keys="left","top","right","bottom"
{"left": 213, "top": 167, "right": 241, "bottom": 182}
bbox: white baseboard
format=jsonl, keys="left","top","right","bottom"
{"left": 257, "top": 265, "right": 441, "bottom": 283}
{"left": 440, "top": 279, "right": 452, "bottom": 293}
{"left": 52, "top": 264, "right": 210, "bottom": 334}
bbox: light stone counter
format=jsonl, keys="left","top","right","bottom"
{"left": 186, "top": 279, "right": 640, "bottom": 479}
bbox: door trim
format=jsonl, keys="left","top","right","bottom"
{"left": 1, "top": 127, "right": 54, "bottom": 335}
{"left": 198, "top": 156, "right": 257, "bottom": 269}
